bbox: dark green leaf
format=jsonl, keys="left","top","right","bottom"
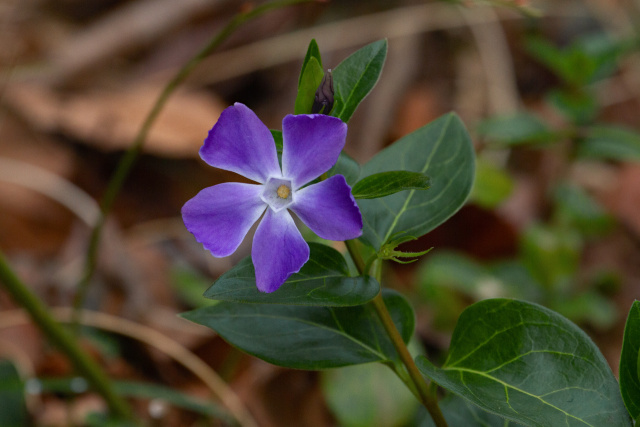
{"left": 351, "top": 171, "right": 430, "bottom": 199}
{"left": 547, "top": 89, "right": 598, "bottom": 125}
{"left": 620, "top": 301, "right": 640, "bottom": 419}
{"left": 203, "top": 243, "right": 379, "bottom": 306}
{"left": 577, "top": 125, "right": 640, "bottom": 162}
{"left": 553, "top": 184, "right": 614, "bottom": 237}
{"left": 328, "top": 152, "right": 360, "bottom": 186}
{"left": 0, "top": 360, "right": 27, "bottom": 427}
{"left": 417, "top": 393, "right": 512, "bottom": 427}
{"left": 358, "top": 113, "right": 475, "bottom": 250}
{"left": 331, "top": 40, "right": 387, "bottom": 123}
{"left": 416, "top": 299, "right": 632, "bottom": 427}
{"left": 181, "top": 289, "right": 414, "bottom": 369}
{"left": 298, "top": 39, "right": 322, "bottom": 86}
{"left": 294, "top": 57, "right": 324, "bottom": 115}
{"left": 476, "top": 112, "right": 555, "bottom": 146}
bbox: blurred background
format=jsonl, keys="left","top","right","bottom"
{"left": 1, "top": 0, "right": 639, "bottom": 425}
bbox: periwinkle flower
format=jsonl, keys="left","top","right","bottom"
{"left": 182, "top": 103, "right": 363, "bottom": 293}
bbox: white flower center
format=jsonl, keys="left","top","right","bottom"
{"left": 261, "top": 177, "right": 294, "bottom": 212}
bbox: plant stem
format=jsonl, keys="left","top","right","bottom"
{"left": 0, "top": 250, "right": 133, "bottom": 421}
{"left": 344, "top": 240, "right": 448, "bottom": 427}
{"left": 72, "top": 0, "right": 316, "bottom": 323}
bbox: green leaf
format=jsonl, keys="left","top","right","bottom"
{"left": 271, "top": 129, "right": 283, "bottom": 152}
{"left": 0, "top": 360, "right": 27, "bottom": 427}
{"left": 322, "top": 355, "right": 419, "bottom": 427}
{"left": 416, "top": 299, "right": 633, "bottom": 427}
{"left": 577, "top": 125, "right": 640, "bottom": 162}
{"left": 331, "top": 40, "right": 387, "bottom": 122}
{"left": 553, "top": 184, "right": 614, "bottom": 237}
{"left": 181, "top": 289, "right": 414, "bottom": 369}
{"left": 298, "top": 39, "right": 322, "bottom": 86}
{"left": 471, "top": 158, "right": 514, "bottom": 208}
{"left": 476, "top": 112, "right": 555, "bottom": 146}
{"left": 358, "top": 113, "right": 475, "bottom": 250}
{"left": 351, "top": 171, "right": 430, "bottom": 199}
{"left": 294, "top": 57, "right": 324, "bottom": 114}
{"left": 417, "top": 393, "right": 512, "bottom": 426}
{"left": 328, "top": 151, "right": 361, "bottom": 186}
{"left": 547, "top": 89, "right": 598, "bottom": 125}
{"left": 620, "top": 301, "right": 640, "bottom": 419}
{"left": 203, "top": 243, "right": 379, "bottom": 306}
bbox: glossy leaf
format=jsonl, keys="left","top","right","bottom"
{"left": 182, "top": 289, "right": 414, "bottom": 369}
{"left": 416, "top": 299, "right": 632, "bottom": 427}
{"left": 294, "top": 57, "right": 324, "bottom": 114}
{"left": 331, "top": 40, "right": 387, "bottom": 123}
{"left": 351, "top": 171, "right": 430, "bottom": 199}
{"left": 577, "top": 125, "right": 640, "bottom": 162}
{"left": 620, "top": 301, "right": 640, "bottom": 420}
{"left": 417, "top": 393, "right": 512, "bottom": 427}
{"left": 203, "top": 243, "right": 379, "bottom": 306}
{"left": 358, "top": 113, "right": 475, "bottom": 250}
{"left": 476, "top": 112, "right": 555, "bottom": 146}
{"left": 328, "top": 151, "right": 361, "bottom": 186}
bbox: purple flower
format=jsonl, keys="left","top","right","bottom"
{"left": 182, "top": 103, "right": 363, "bottom": 293}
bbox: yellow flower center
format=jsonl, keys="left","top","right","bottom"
{"left": 277, "top": 184, "right": 290, "bottom": 199}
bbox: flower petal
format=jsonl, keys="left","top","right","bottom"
{"left": 182, "top": 183, "right": 266, "bottom": 257}
{"left": 200, "top": 103, "right": 281, "bottom": 184}
{"left": 252, "top": 209, "right": 310, "bottom": 293}
{"left": 291, "top": 175, "right": 363, "bottom": 241}
{"left": 282, "top": 114, "right": 347, "bottom": 189}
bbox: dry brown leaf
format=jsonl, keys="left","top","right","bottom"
{"left": 5, "top": 82, "right": 225, "bottom": 158}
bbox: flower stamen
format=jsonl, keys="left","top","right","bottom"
{"left": 277, "top": 184, "right": 291, "bottom": 199}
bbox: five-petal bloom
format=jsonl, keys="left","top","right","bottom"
{"left": 182, "top": 103, "right": 363, "bottom": 293}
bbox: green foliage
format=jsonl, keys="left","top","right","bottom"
{"left": 203, "top": 243, "right": 379, "bottom": 306}
{"left": 351, "top": 171, "right": 431, "bottom": 199}
{"left": 357, "top": 113, "right": 475, "bottom": 250}
{"left": 0, "top": 360, "right": 27, "bottom": 427}
{"left": 417, "top": 393, "right": 512, "bottom": 426}
{"left": 322, "top": 352, "right": 419, "bottom": 427}
{"left": 471, "top": 158, "right": 514, "bottom": 208}
{"left": 553, "top": 184, "right": 614, "bottom": 237}
{"left": 328, "top": 151, "right": 361, "bottom": 185}
{"left": 577, "top": 125, "right": 640, "bottom": 162}
{"left": 331, "top": 40, "right": 387, "bottom": 122}
{"left": 416, "top": 299, "right": 632, "bottom": 427}
{"left": 182, "top": 289, "right": 414, "bottom": 369}
{"left": 620, "top": 301, "right": 640, "bottom": 419}
{"left": 476, "top": 112, "right": 555, "bottom": 146}
{"left": 294, "top": 39, "right": 325, "bottom": 114}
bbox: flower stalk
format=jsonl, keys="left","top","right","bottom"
{"left": 0, "top": 250, "right": 133, "bottom": 421}
{"left": 345, "top": 239, "right": 448, "bottom": 427}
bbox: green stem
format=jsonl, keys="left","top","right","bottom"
{"left": 73, "top": 0, "right": 316, "bottom": 321}
{"left": 344, "top": 240, "right": 448, "bottom": 427}
{"left": 0, "top": 250, "right": 133, "bottom": 421}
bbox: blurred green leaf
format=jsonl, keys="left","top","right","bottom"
{"left": 476, "top": 112, "right": 555, "bottom": 146}
{"left": 549, "top": 291, "right": 617, "bottom": 330}
{"left": 578, "top": 125, "right": 640, "bottom": 162}
{"left": 328, "top": 151, "right": 361, "bottom": 186}
{"left": 620, "top": 301, "right": 640, "bottom": 420}
{"left": 0, "top": 360, "right": 27, "bottom": 427}
{"left": 322, "top": 341, "right": 421, "bottom": 427}
{"left": 417, "top": 393, "right": 512, "bottom": 426}
{"left": 547, "top": 89, "right": 598, "bottom": 124}
{"left": 358, "top": 113, "right": 475, "bottom": 250}
{"left": 416, "top": 299, "right": 632, "bottom": 427}
{"left": 182, "top": 289, "right": 414, "bottom": 369}
{"left": 203, "top": 243, "right": 379, "bottom": 306}
{"left": 170, "top": 266, "right": 217, "bottom": 308}
{"left": 331, "top": 40, "right": 387, "bottom": 122}
{"left": 471, "top": 158, "right": 514, "bottom": 208}
{"left": 553, "top": 184, "right": 614, "bottom": 236}
{"left": 352, "top": 171, "right": 430, "bottom": 199}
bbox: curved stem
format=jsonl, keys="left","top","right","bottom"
{"left": 73, "top": 0, "right": 316, "bottom": 322}
{"left": 344, "top": 240, "right": 448, "bottom": 427}
{"left": 0, "top": 250, "right": 133, "bottom": 421}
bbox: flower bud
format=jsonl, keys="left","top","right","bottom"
{"left": 312, "top": 69, "right": 334, "bottom": 114}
